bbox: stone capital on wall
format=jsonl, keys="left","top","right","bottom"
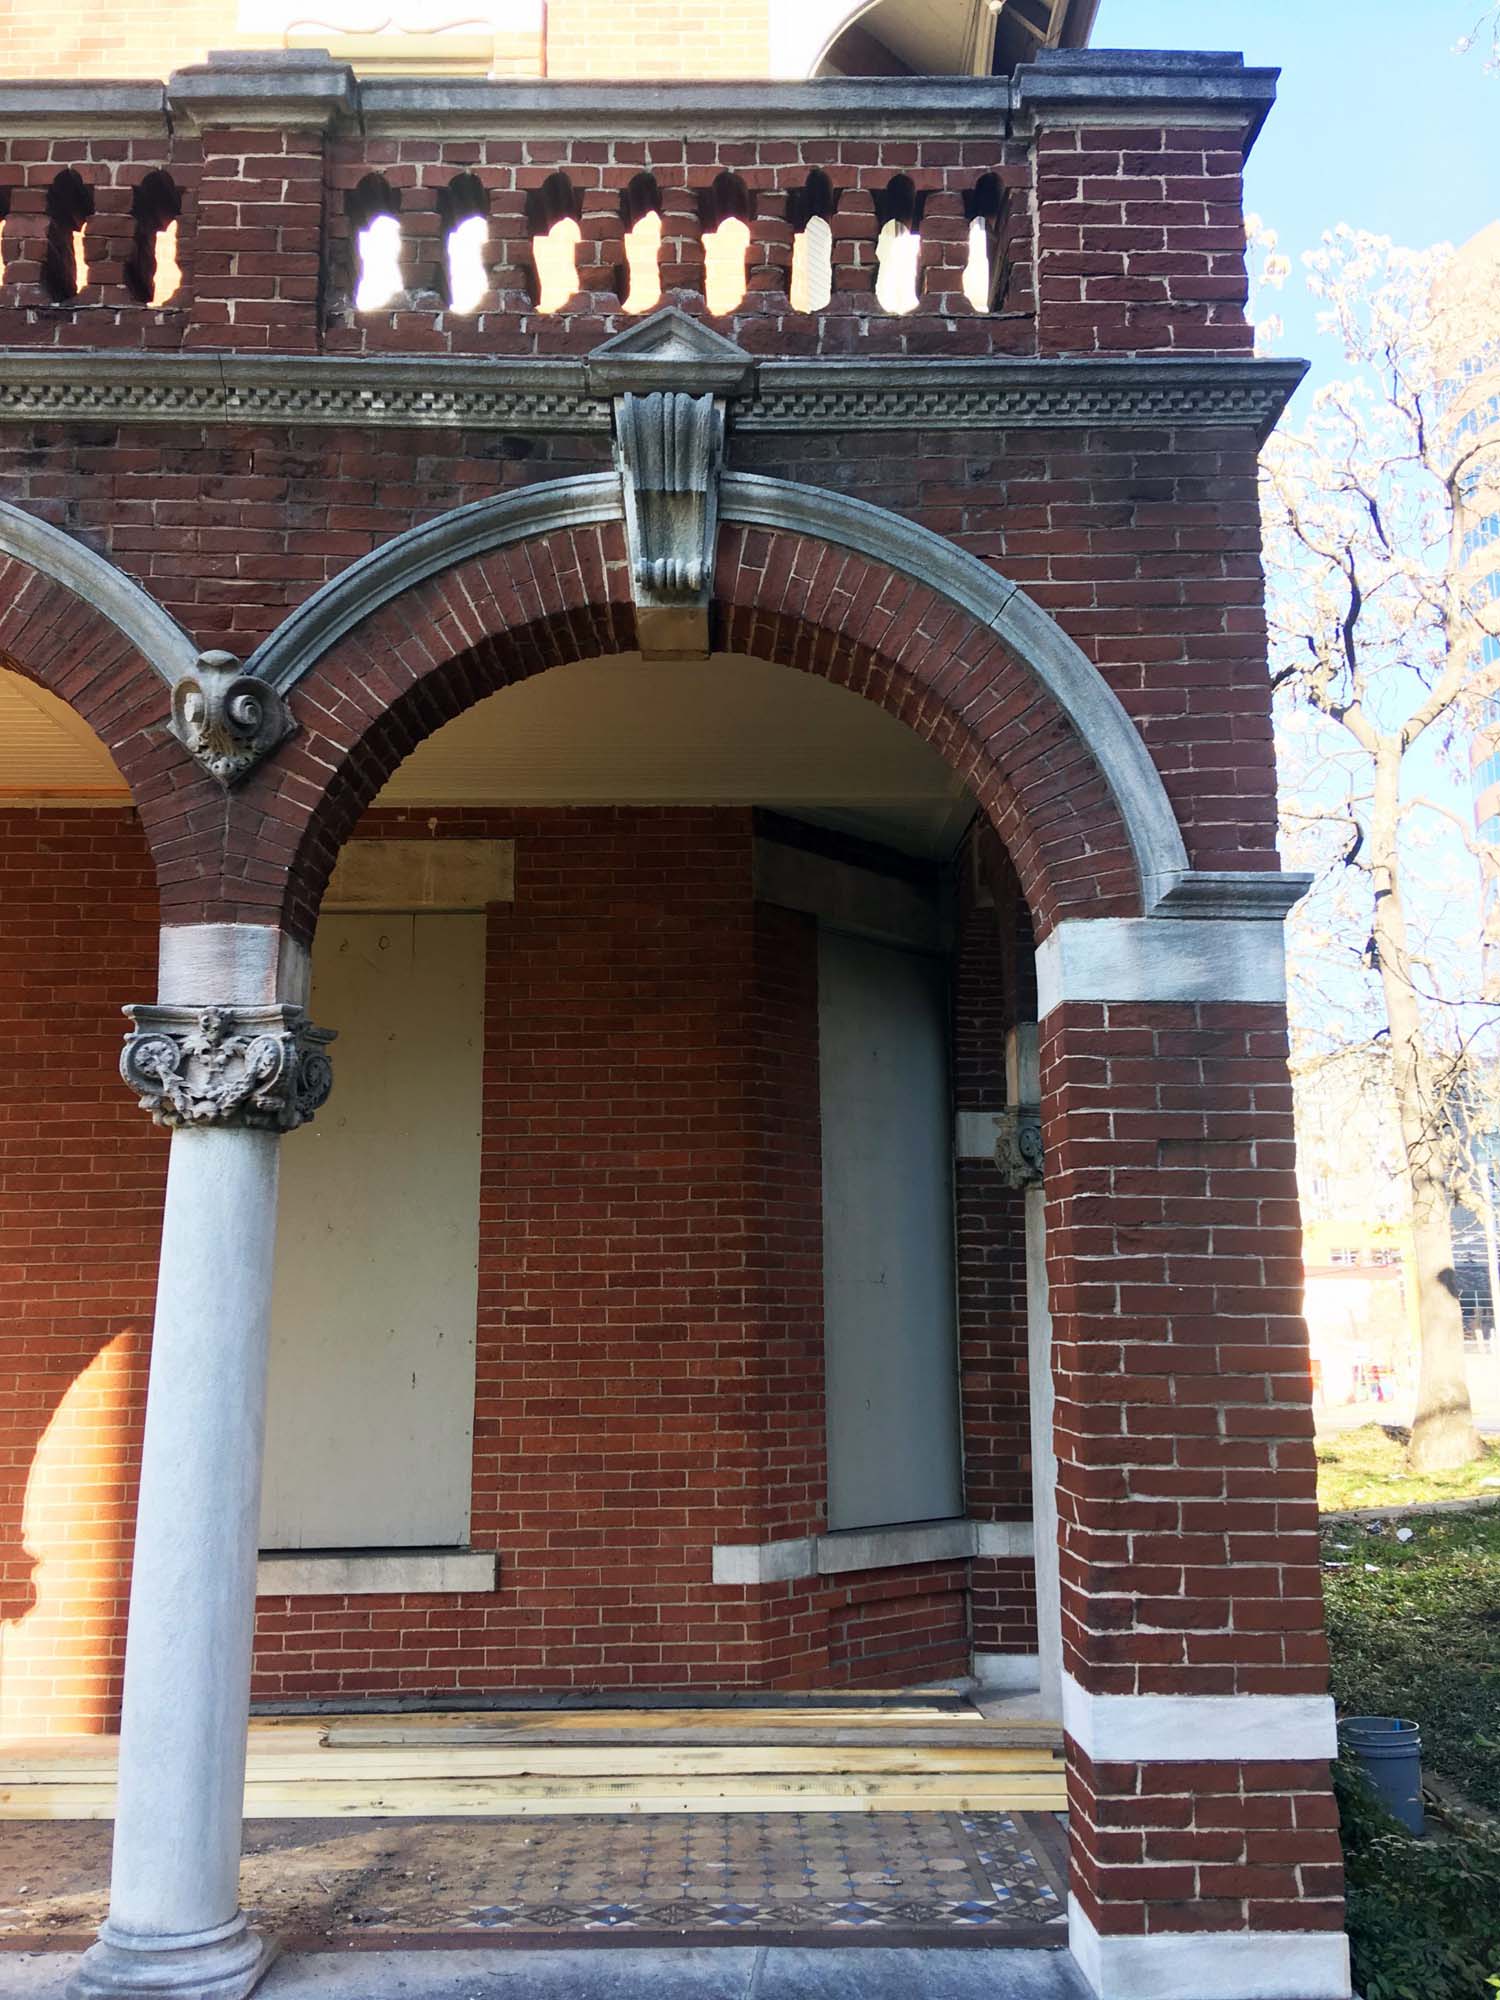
{"left": 120, "top": 1002, "right": 335, "bottom": 1132}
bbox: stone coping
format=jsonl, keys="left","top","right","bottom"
{"left": 0, "top": 48, "right": 1274, "bottom": 145}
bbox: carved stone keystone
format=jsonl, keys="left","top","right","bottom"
{"left": 994, "top": 1108, "right": 1044, "bottom": 1188}
{"left": 168, "top": 650, "right": 297, "bottom": 786}
{"left": 121, "top": 1003, "right": 335, "bottom": 1131}
{"left": 614, "top": 389, "right": 725, "bottom": 659}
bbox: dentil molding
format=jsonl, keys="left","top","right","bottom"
{"left": 0, "top": 351, "right": 1309, "bottom": 443}
{"left": 121, "top": 1004, "right": 335, "bottom": 1131}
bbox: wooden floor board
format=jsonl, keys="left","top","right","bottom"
{"left": 0, "top": 1701, "right": 1067, "bottom": 1822}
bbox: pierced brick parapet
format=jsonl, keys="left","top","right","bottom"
{"left": 0, "top": 54, "right": 1276, "bottom": 362}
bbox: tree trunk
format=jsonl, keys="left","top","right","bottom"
{"left": 1370, "top": 744, "right": 1481, "bottom": 1471}
{"left": 1482, "top": 1170, "right": 1500, "bottom": 1348}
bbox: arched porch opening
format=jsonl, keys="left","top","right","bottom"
{"left": 246, "top": 643, "right": 1049, "bottom": 1709}
{"left": 0, "top": 664, "right": 163, "bottom": 1738}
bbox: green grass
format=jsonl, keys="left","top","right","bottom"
{"left": 1321, "top": 1503, "right": 1500, "bottom": 1814}
{"left": 1317, "top": 1423, "right": 1500, "bottom": 1512}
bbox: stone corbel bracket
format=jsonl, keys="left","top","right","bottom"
{"left": 587, "top": 308, "right": 753, "bottom": 660}
{"left": 613, "top": 389, "right": 726, "bottom": 660}
{"left": 168, "top": 651, "right": 298, "bottom": 787}
{"left": 121, "top": 1003, "right": 335, "bottom": 1132}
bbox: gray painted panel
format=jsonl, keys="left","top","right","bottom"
{"left": 818, "top": 931, "right": 963, "bottom": 1531}
{"left": 261, "top": 914, "right": 484, "bottom": 1550}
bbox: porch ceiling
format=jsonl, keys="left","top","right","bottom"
{"left": 0, "top": 652, "right": 976, "bottom": 859}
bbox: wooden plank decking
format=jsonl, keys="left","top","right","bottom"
{"left": 0, "top": 1701, "right": 1067, "bottom": 1820}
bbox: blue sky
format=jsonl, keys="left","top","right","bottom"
{"left": 1098, "top": 0, "right": 1497, "bottom": 387}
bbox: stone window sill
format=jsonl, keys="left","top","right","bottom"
{"left": 711, "top": 1516, "right": 1033, "bottom": 1585}
{"left": 255, "top": 1547, "right": 497, "bottom": 1597}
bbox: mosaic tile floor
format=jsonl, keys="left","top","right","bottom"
{"left": 0, "top": 1811, "right": 1070, "bottom": 1948}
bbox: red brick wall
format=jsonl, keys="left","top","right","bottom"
{"left": 0, "top": 803, "right": 979, "bottom": 1725}
{"left": 1043, "top": 998, "right": 1324, "bottom": 1704}
{"left": 0, "top": 410, "right": 1271, "bottom": 939}
{"left": 0, "top": 807, "right": 159, "bottom": 1734}
{"left": 1032, "top": 123, "right": 1253, "bottom": 356}
{"left": 1067, "top": 1752, "right": 1344, "bottom": 1939}
{"left": 1042, "top": 996, "right": 1332, "bottom": 1932}
{"left": 952, "top": 828, "right": 1036, "bottom": 1661}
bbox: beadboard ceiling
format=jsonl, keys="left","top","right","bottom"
{"left": 0, "top": 654, "right": 975, "bottom": 859}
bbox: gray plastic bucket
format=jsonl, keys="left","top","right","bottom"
{"left": 1340, "top": 1715, "right": 1424, "bottom": 1834}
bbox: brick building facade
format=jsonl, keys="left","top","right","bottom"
{"left": 0, "top": 9, "right": 1347, "bottom": 1998}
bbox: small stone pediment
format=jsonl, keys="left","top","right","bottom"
{"left": 587, "top": 308, "right": 755, "bottom": 398}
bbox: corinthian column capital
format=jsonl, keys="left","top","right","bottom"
{"left": 120, "top": 1002, "right": 334, "bottom": 1132}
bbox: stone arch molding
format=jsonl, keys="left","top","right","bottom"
{"left": 244, "top": 469, "right": 1194, "bottom": 916}
{"left": 0, "top": 500, "right": 196, "bottom": 688}
{"left": 0, "top": 499, "right": 298, "bottom": 788}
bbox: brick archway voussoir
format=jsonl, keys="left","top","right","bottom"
{"left": 215, "top": 475, "right": 1191, "bottom": 938}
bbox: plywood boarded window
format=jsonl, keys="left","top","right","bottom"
{"left": 818, "top": 930, "right": 962, "bottom": 1532}
{"left": 261, "top": 913, "right": 485, "bottom": 1550}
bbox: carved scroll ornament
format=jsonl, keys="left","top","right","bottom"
{"left": 121, "top": 1004, "right": 335, "bottom": 1132}
{"left": 615, "top": 388, "right": 725, "bottom": 596}
{"left": 995, "top": 1108, "right": 1044, "bottom": 1189}
{"left": 168, "top": 651, "right": 296, "bottom": 786}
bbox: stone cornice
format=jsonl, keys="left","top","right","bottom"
{"left": 0, "top": 352, "right": 1308, "bottom": 444}
{"left": 0, "top": 354, "right": 606, "bottom": 433}
{"left": 743, "top": 356, "right": 1308, "bottom": 442}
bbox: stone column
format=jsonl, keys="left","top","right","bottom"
{"left": 71, "top": 931, "right": 332, "bottom": 2000}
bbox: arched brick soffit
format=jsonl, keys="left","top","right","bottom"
{"left": 246, "top": 472, "right": 1191, "bottom": 920}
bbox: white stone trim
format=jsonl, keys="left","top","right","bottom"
{"left": 955, "top": 1110, "right": 1005, "bottom": 1160}
{"left": 1068, "top": 1897, "right": 1351, "bottom": 2000}
{"left": 817, "top": 1519, "right": 976, "bottom": 1575}
{"left": 157, "top": 924, "right": 311, "bottom": 1008}
{"left": 1060, "top": 1674, "right": 1337, "bottom": 1763}
{"left": 973, "top": 1520, "right": 1036, "bottom": 1558}
{"left": 255, "top": 1549, "right": 498, "bottom": 1597}
{"left": 710, "top": 1537, "right": 818, "bottom": 1585}
{"left": 712, "top": 1517, "right": 1033, "bottom": 1584}
{"left": 1035, "top": 917, "right": 1287, "bottom": 1018}
{"left": 973, "top": 1651, "right": 1042, "bottom": 1693}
